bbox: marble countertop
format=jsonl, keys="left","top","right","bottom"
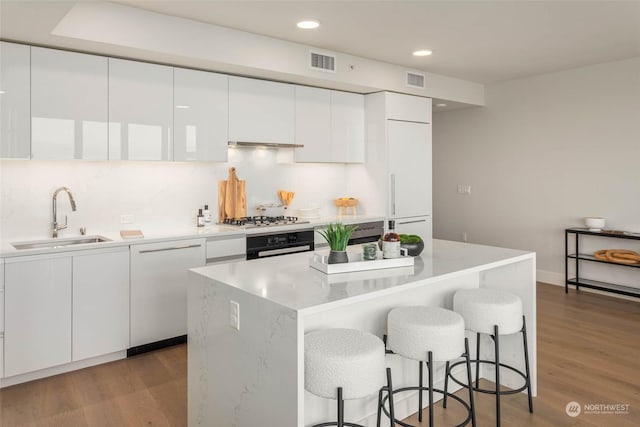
{"left": 0, "top": 214, "right": 385, "bottom": 258}
{"left": 190, "top": 239, "right": 534, "bottom": 314}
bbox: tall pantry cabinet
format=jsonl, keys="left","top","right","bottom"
{"left": 364, "top": 92, "right": 433, "bottom": 248}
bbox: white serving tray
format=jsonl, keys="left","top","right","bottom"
{"left": 309, "top": 251, "right": 414, "bottom": 274}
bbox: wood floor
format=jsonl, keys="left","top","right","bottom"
{"left": 1, "top": 282, "right": 639, "bottom": 426}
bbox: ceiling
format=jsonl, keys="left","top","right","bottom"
{"left": 1, "top": 1, "right": 639, "bottom": 85}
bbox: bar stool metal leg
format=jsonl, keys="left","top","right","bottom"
{"left": 522, "top": 316, "right": 534, "bottom": 413}
{"left": 427, "top": 351, "right": 434, "bottom": 427}
{"left": 475, "top": 332, "right": 481, "bottom": 389}
{"left": 387, "top": 367, "right": 396, "bottom": 427}
{"left": 337, "top": 387, "right": 344, "bottom": 427}
{"left": 463, "top": 338, "right": 477, "bottom": 427}
{"left": 493, "top": 325, "right": 500, "bottom": 427}
{"left": 419, "top": 361, "right": 424, "bottom": 422}
{"left": 377, "top": 367, "right": 396, "bottom": 427}
{"left": 443, "top": 361, "right": 450, "bottom": 408}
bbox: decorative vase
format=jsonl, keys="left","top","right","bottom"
{"left": 401, "top": 240, "right": 425, "bottom": 257}
{"left": 328, "top": 250, "right": 349, "bottom": 264}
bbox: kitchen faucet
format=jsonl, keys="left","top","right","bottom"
{"left": 52, "top": 187, "right": 77, "bottom": 238}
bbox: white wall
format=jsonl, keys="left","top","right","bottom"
{"left": 433, "top": 57, "right": 640, "bottom": 283}
{"left": 0, "top": 151, "right": 379, "bottom": 241}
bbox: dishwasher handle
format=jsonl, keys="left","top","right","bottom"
{"left": 138, "top": 244, "right": 202, "bottom": 254}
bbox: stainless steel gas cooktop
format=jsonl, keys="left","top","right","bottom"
{"left": 222, "top": 216, "right": 310, "bottom": 229}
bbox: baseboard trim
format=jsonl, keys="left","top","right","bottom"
{"left": 127, "top": 335, "right": 187, "bottom": 357}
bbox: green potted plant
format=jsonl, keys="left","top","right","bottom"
{"left": 318, "top": 223, "right": 359, "bottom": 264}
{"left": 399, "top": 234, "right": 424, "bottom": 256}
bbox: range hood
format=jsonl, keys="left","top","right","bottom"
{"left": 228, "top": 141, "right": 304, "bottom": 149}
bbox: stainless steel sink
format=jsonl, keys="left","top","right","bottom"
{"left": 12, "top": 235, "right": 112, "bottom": 250}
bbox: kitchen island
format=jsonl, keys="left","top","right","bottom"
{"left": 187, "top": 239, "right": 536, "bottom": 427}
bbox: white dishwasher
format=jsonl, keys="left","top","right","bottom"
{"left": 129, "top": 238, "right": 205, "bottom": 353}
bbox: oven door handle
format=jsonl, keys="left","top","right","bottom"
{"left": 257, "top": 245, "right": 312, "bottom": 258}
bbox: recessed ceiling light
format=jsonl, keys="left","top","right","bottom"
{"left": 413, "top": 50, "right": 433, "bottom": 57}
{"left": 175, "top": 105, "right": 190, "bottom": 109}
{"left": 435, "top": 103, "right": 447, "bottom": 108}
{"left": 297, "top": 20, "right": 320, "bottom": 29}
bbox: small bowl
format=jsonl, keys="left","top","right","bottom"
{"left": 401, "top": 240, "right": 425, "bottom": 257}
{"left": 584, "top": 217, "right": 605, "bottom": 231}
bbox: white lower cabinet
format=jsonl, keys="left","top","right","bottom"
{"left": 130, "top": 239, "right": 205, "bottom": 347}
{"left": 3, "top": 248, "right": 130, "bottom": 379}
{"left": 72, "top": 248, "right": 130, "bottom": 361}
{"left": 4, "top": 254, "right": 72, "bottom": 377}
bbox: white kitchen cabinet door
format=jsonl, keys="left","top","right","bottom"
{"left": 387, "top": 120, "right": 432, "bottom": 218}
{"left": 31, "top": 47, "right": 108, "bottom": 160}
{"left": 385, "top": 92, "right": 431, "bottom": 123}
{"left": 174, "top": 68, "right": 228, "bottom": 161}
{"left": 228, "top": 76, "right": 295, "bottom": 144}
{"left": 72, "top": 249, "right": 129, "bottom": 361}
{"left": 294, "top": 85, "right": 331, "bottom": 162}
{"left": 4, "top": 255, "right": 72, "bottom": 377}
{"left": 109, "top": 58, "right": 173, "bottom": 160}
{"left": 0, "top": 259, "right": 4, "bottom": 378}
{"left": 130, "top": 239, "right": 205, "bottom": 347}
{"left": 330, "top": 91, "right": 364, "bottom": 163}
{"left": 0, "top": 258, "right": 4, "bottom": 334}
{"left": 0, "top": 42, "right": 30, "bottom": 159}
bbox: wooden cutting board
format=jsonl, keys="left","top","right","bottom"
{"left": 218, "top": 167, "right": 246, "bottom": 222}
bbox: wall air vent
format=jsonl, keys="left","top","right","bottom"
{"left": 406, "top": 71, "right": 426, "bottom": 89}
{"left": 310, "top": 51, "right": 336, "bottom": 73}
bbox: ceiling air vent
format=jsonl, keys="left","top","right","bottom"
{"left": 310, "top": 51, "right": 336, "bottom": 73}
{"left": 406, "top": 71, "right": 425, "bottom": 89}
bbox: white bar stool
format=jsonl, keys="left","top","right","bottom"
{"left": 383, "top": 306, "right": 476, "bottom": 427}
{"left": 448, "top": 289, "right": 533, "bottom": 427}
{"left": 305, "top": 328, "right": 395, "bottom": 427}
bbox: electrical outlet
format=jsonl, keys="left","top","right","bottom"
{"left": 229, "top": 300, "right": 240, "bottom": 330}
{"left": 120, "top": 214, "right": 134, "bottom": 224}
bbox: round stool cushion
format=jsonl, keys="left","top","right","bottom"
{"left": 305, "top": 328, "right": 386, "bottom": 400}
{"left": 453, "top": 289, "right": 523, "bottom": 335}
{"left": 387, "top": 306, "right": 465, "bottom": 362}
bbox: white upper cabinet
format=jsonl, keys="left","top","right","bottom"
{"left": 385, "top": 92, "right": 431, "bottom": 123}
{"left": 0, "top": 42, "right": 30, "bottom": 159}
{"left": 330, "top": 91, "right": 365, "bottom": 163}
{"left": 109, "top": 58, "right": 173, "bottom": 160}
{"left": 31, "top": 47, "right": 108, "bottom": 160}
{"left": 174, "top": 68, "right": 228, "bottom": 162}
{"left": 294, "top": 87, "right": 364, "bottom": 163}
{"left": 294, "top": 85, "right": 331, "bottom": 162}
{"left": 228, "top": 76, "right": 295, "bottom": 144}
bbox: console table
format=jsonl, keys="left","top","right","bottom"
{"left": 565, "top": 228, "right": 640, "bottom": 298}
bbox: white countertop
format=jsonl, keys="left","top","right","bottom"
{"left": 0, "top": 214, "right": 385, "bottom": 258}
{"left": 190, "top": 239, "right": 534, "bottom": 314}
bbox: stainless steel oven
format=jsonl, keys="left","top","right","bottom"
{"left": 246, "top": 229, "right": 315, "bottom": 260}
{"left": 347, "top": 221, "right": 384, "bottom": 245}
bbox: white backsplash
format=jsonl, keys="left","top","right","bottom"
{"left": 0, "top": 148, "right": 381, "bottom": 241}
